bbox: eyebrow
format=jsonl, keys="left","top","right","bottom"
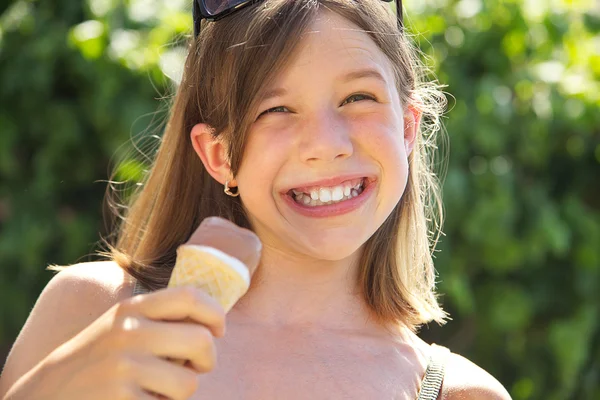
{"left": 340, "top": 68, "right": 387, "bottom": 85}
{"left": 259, "top": 68, "right": 387, "bottom": 103}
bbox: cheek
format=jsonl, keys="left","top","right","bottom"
{"left": 354, "top": 115, "right": 409, "bottom": 196}
{"left": 235, "top": 128, "right": 291, "bottom": 200}
{"left": 354, "top": 113, "right": 407, "bottom": 161}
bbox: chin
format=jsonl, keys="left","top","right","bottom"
{"left": 299, "top": 235, "right": 368, "bottom": 262}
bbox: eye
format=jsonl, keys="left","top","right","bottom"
{"left": 341, "top": 93, "right": 376, "bottom": 106}
{"left": 256, "top": 94, "right": 376, "bottom": 120}
{"left": 258, "top": 106, "right": 289, "bottom": 119}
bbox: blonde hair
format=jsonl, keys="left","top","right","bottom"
{"left": 51, "top": 0, "right": 448, "bottom": 331}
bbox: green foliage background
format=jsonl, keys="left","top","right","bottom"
{"left": 0, "top": 0, "right": 598, "bottom": 398}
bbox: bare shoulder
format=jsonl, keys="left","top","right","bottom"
{"left": 27, "top": 260, "right": 136, "bottom": 325}
{"left": 45, "top": 260, "right": 136, "bottom": 302}
{"left": 0, "top": 261, "right": 135, "bottom": 397}
{"left": 442, "top": 352, "right": 512, "bottom": 400}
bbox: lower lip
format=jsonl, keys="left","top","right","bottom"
{"left": 281, "top": 180, "right": 376, "bottom": 218}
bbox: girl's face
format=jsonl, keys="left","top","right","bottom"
{"left": 235, "top": 11, "right": 417, "bottom": 261}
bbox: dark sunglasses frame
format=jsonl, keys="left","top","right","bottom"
{"left": 193, "top": 0, "right": 403, "bottom": 37}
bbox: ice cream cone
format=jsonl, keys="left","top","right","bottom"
{"left": 168, "top": 244, "right": 251, "bottom": 312}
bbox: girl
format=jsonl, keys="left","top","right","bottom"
{"left": 0, "top": 0, "right": 511, "bottom": 399}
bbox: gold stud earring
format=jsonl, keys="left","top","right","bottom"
{"left": 224, "top": 180, "right": 240, "bottom": 197}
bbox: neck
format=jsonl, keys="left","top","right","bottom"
{"left": 229, "top": 244, "right": 386, "bottom": 335}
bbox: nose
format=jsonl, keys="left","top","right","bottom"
{"left": 297, "top": 109, "right": 354, "bottom": 163}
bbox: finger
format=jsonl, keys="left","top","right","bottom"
{"left": 134, "top": 388, "right": 158, "bottom": 400}
{"left": 129, "top": 353, "right": 199, "bottom": 400}
{"left": 147, "top": 392, "right": 169, "bottom": 400}
{"left": 121, "top": 317, "right": 217, "bottom": 373}
{"left": 127, "top": 286, "right": 226, "bottom": 337}
{"left": 114, "top": 384, "right": 157, "bottom": 400}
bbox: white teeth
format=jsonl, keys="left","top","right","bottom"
{"left": 331, "top": 186, "right": 344, "bottom": 201}
{"left": 290, "top": 178, "right": 368, "bottom": 206}
{"left": 293, "top": 187, "right": 366, "bottom": 206}
{"left": 343, "top": 184, "right": 351, "bottom": 197}
{"left": 319, "top": 188, "right": 332, "bottom": 202}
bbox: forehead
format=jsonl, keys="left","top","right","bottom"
{"left": 270, "top": 10, "right": 394, "bottom": 86}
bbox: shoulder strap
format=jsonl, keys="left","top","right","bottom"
{"left": 416, "top": 344, "right": 451, "bottom": 400}
{"left": 132, "top": 278, "right": 150, "bottom": 296}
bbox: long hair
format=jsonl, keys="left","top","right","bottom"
{"left": 51, "top": 0, "right": 448, "bottom": 331}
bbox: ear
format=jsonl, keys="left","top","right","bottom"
{"left": 403, "top": 103, "right": 422, "bottom": 157}
{"left": 190, "top": 123, "right": 235, "bottom": 186}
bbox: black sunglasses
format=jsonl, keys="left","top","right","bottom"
{"left": 193, "top": 0, "right": 403, "bottom": 37}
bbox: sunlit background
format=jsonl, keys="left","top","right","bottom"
{"left": 0, "top": 0, "right": 598, "bottom": 399}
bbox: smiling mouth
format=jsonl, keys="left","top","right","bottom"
{"left": 287, "top": 177, "right": 367, "bottom": 207}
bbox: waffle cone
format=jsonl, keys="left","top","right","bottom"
{"left": 168, "top": 245, "right": 251, "bottom": 312}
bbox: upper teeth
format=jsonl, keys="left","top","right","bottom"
{"left": 292, "top": 179, "right": 364, "bottom": 203}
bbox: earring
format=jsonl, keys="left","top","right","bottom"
{"left": 224, "top": 180, "right": 240, "bottom": 197}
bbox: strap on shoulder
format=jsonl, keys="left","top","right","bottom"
{"left": 416, "top": 344, "right": 451, "bottom": 400}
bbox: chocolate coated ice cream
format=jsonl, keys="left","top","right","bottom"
{"left": 185, "top": 216, "right": 262, "bottom": 276}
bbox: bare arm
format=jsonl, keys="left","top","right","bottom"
{"left": 1, "top": 259, "right": 225, "bottom": 400}
{"left": 0, "top": 262, "right": 133, "bottom": 398}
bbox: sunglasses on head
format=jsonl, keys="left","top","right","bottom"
{"left": 193, "top": 0, "right": 403, "bottom": 37}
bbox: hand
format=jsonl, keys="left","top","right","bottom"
{"left": 4, "top": 286, "right": 225, "bottom": 400}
